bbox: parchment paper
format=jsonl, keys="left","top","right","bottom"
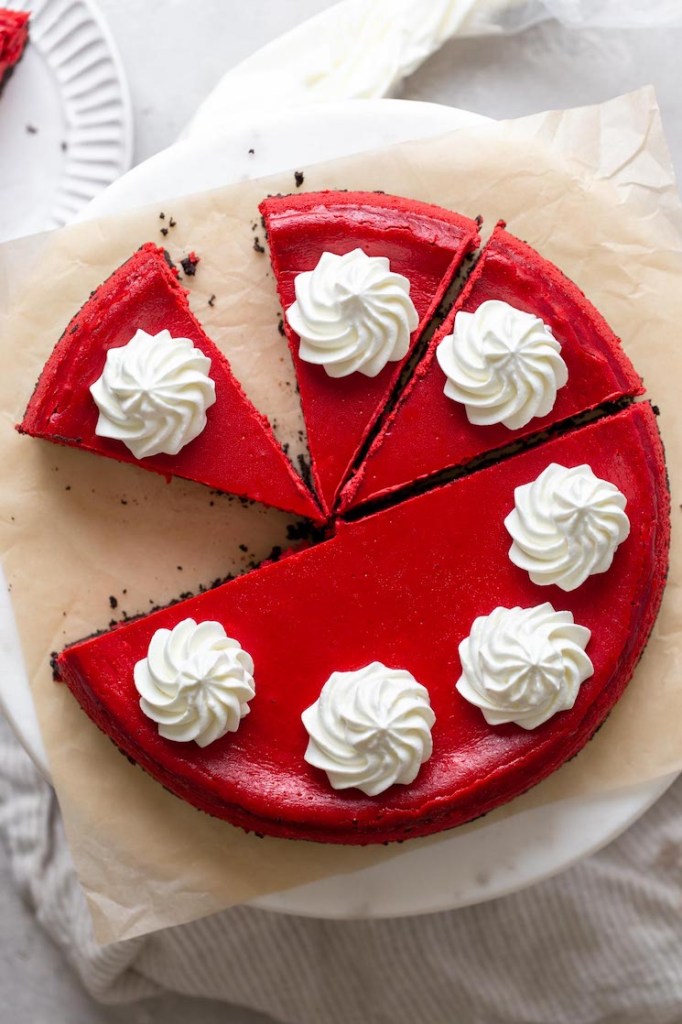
{"left": 1, "top": 88, "right": 680, "bottom": 945}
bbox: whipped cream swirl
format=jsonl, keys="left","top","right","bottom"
{"left": 134, "top": 618, "right": 255, "bottom": 747}
{"left": 436, "top": 299, "right": 568, "bottom": 429}
{"left": 90, "top": 328, "right": 216, "bottom": 458}
{"left": 302, "top": 661, "right": 435, "bottom": 796}
{"left": 456, "top": 604, "right": 593, "bottom": 730}
{"left": 286, "top": 249, "right": 418, "bottom": 378}
{"left": 505, "top": 463, "right": 630, "bottom": 592}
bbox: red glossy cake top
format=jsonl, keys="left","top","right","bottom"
{"left": 19, "top": 243, "right": 322, "bottom": 521}
{"left": 340, "top": 222, "right": 644, "bottom": 512}
{"left": 57, "top": 403, "right": 669, "bottom": 843}
{"left": 260, "top": 190, "right": 480, "bottom": 514}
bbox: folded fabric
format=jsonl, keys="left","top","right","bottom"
{"left": 1, "top": 713, "right": 681, "bottom": 1022}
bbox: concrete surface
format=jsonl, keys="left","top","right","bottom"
{"left": 0, "top": 849, "right": 275, "bottom": 1023}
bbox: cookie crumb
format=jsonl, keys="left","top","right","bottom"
{"left": 180, "top": 252, "right": 200, "bottom": 276}
{"left": 248, "top": 147, "right": 255, "bottom": 155}
{"left": 253, "top": 237, "right": 265, "bottom": 254}
{"left": 26, "top": 124, "right": 38, "bottom": 134}
{"left": 109, "top": 595, "right": 118, "bottom": 610}
{"left": 160, "top": 227, "right": 169, "bottom": 237}
{"left": 294, "top": 170, "right": 304, "bottom": 188}
{"left": 208, "top": 294, "right": 216, "bottom": 307}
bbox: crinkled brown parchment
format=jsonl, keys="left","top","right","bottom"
{"left": 0, "top": 88, "right": 680, "bottom": 943}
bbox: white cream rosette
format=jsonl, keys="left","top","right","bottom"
{"left": 505, "top": 463, "right": 630, "bottom": 591}
{"left": 90, "top": 328, "right": 216, "bottom": 458}
{"left": 302, "top": 661, "right": 435, "bottom": 796}
{"left": 436, "top": 299, "right": 568, "bottom": 429}
{"left": 134, "top": 618, "right": 255, "bottom": 747}
{"left": 286, "top": 249, "right": 418, "bottom": 378}
{"left": 456, "top": 604, "right": 593, "bottom": 730}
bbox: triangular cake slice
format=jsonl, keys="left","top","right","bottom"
{"left": 0, "top": 9, "right": 29, "bottom": 92}
{"left": 340, "top": 223, "right": 644, "bottom": 512}
{"left": 19, "top": 243, "right": 322, "bottom": 522}
{"left": 260, "top": 191, "right": 480, "bottom": 514}
{"left": 56, "top": 403, "right": 669, "bottom": 844}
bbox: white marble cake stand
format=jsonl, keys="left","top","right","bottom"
{"left": 0, "top": 98, "right": 674, "bottom": 919}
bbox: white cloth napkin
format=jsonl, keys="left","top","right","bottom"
{"left": 2, "top": 711, "right": 681, "bottom": 1023}
{"left": 184, "top": 0, "right": 682, "bottom": 139}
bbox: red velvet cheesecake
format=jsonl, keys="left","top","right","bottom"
{"left": 19, "top": 243, "right": 322, "bottom": 522}
{"left": 260, "top": 191, "right": 480, "bottom": 514}
{"left": 339, "top": 223, "right": 644, "bottom": 512}
{"left": 0, "top": 9, "right": 28, "bottom": 93}
{"left": 56, "top": 402, "right": 669, "bottom": 844}
{"left": 28, "top": 193, "right": 669, "bottom": 846}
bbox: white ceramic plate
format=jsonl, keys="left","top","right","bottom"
{"left": 0, "top": 0, "right": 132, "bottom": 242}
{"left": 1, "top": 98, "right": 675, "bottom": 918}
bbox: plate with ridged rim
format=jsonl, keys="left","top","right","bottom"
{"left": 0, "top": 0, "right": 132, "bottom": 242}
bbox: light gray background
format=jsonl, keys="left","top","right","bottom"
{"left": 2, "top": 2, "right": 682, "bottom": 1021}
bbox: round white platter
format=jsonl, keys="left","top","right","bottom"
{"left": 0, "top": 0, "right": 132, "bottom": 243}
{"left": 0, "top": 97, "right": 675, "bottom": 919}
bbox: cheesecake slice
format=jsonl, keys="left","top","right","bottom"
{"left": 260, "top": 191, "right": 480, "bottom": 514}
{"left": 19, "top": 243, "right": 322, "bottom": 521}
